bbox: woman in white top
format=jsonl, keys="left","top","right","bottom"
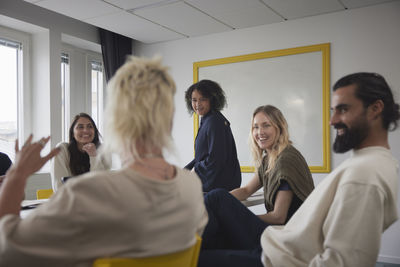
{"left": 0, "top": 56, "right": 208, "bottom": 267}
{"left": 51, "top": 112, "right": 110, "bottom": 191}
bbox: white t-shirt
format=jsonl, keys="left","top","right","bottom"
{"left": 51, "top": 142, "right": 111, "bottom": 191}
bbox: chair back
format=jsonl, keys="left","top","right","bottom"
{"left": 36, "top": 189, "right": 54, "bottom": 199}
{"left": 93, "top": 234, "right": 202, "bottom": 267}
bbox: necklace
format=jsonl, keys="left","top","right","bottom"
{"left": 134, "top": 159, "right": 175, "bottom": 180}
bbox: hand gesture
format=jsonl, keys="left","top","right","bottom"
{"left": 11, "top": 135, "right": 60, "bottom": 179}
{"left": 82, "top": 143, "right": 97, "bottom": 157}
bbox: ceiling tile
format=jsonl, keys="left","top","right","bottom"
{"left": 186, "top": 0, "right": 283, "bottom": 29}
{"left": 85, "top": 11, "right": 185, "bottom": 43}
{"left": 340, "top": 0, "right": 396, "bottom": 8}
{"left": 262, "top": 0, "right": 345, "bottom": 19}
{"left": 23, "top": 0, "right": 395, "bottom": 44}
{"left": 105, "top": 0, "right": 176, "bottom": 10}
{"left": 133, "top": 1, "right": 232, "bottom": 37}
{"left": 35, "top": 0, "right": 121, "bottom": 20}
{"left": 23, "top": 0, "right": 42, "bottom": 3}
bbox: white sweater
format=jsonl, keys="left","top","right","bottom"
{"left": 0, "top": 167, "right": 208, "bottom": 267}
{"left": 51, "top": 142, "right": 111, "bottom": 191}
{"left": 261, "top": 146, "right": 398, "bottom": 267}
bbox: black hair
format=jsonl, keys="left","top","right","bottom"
{"left": 68, "top": 113, "right": 101, "bottom": 175}
{"left": 184, "top": 79, "right": 227, "bottom": 115}
{"left": 333, "top": 72, "right": 400, "bottom": 131}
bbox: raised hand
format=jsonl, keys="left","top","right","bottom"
{"left": 0, "top": 135, "right": 60, "bottom": 217}
{"left": 12, "top": 135, "right": 60, "bottom": 179}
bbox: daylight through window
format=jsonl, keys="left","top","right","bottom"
{"left": 0, "top": 38, "right": 21, "bottom": 161}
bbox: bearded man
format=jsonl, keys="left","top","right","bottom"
{"left": 261, "top": 72, "right": 400, "bottom": 267}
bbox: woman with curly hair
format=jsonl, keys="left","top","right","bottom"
{"left": 185, "top": 80, "right": 241, "bottom": 192}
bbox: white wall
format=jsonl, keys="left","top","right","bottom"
{"left": 134, "top": 1, "right": 400, "bottom": 263}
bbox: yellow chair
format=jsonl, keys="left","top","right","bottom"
{"left": 93, "top": 234, "right": 202, "bottom": 267}
{"left": 36, "top": 189, "right": 54, "bottom": 199}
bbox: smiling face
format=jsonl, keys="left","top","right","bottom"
{"left": 191, "top": 89, "right": 211, "bottom": 116}
{"left": 252, "top": 111, "right": 278, "bottom": 152}
{"left": 73, "top": 117, "right": 95, "bottom": 148}
{"left": 330, "top": 84, "right": 369, "bottom": 153}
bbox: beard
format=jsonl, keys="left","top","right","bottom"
{"left": 333, "top": 120, "right": 369, "bottom": 153}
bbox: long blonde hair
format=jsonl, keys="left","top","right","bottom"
{"left": 104, "top": 56, "right": 176, "bottom": 161}
{"left": 249, "top": 105, "right": 291, "bottom": 173}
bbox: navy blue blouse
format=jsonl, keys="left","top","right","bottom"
{"left": 185, "top": 111, "right": 241, "bottom": 192}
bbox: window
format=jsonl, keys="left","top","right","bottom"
{"left": 61, "top": 44, "right": 105, "bottom": 140}
{"left": 61, "top": 53, "right": 70, "bottom": 141}
{"left": 0, "top": 38, "right": 22, "bottom": 161}
{"left": 91, "top": 60, "right": 104, "bottom": 133}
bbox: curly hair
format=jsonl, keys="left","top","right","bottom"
{"left": 184, "top": 79, "right": 227, "bottom": 115}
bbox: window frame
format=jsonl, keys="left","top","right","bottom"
{"left": 61, "top": 43, "right": 105, "bottom": 141}
{"left": 0, "top": 26, "right": 31, "bottom": 159}
{"left": 60, "top": 52, "right": 70, "bottom": 141}
{"left": 87, "top": 54, "right": 105, "bottom": 135}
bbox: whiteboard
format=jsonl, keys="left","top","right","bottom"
{"left": 194, "top": 43, "right": 331, "bottom": 173}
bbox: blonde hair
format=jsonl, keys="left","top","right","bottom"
{"left": 104, "top": 56, "right": 176, "bottom": 160}
{"left": 249, "top": 105, "right": 291, "bottom": 173}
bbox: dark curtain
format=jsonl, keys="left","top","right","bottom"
{"left": 99, "top": 28, "right": 133, "bottom": 82}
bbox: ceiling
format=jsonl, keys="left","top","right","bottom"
{"left": 23, "top": 0, "right": 396, "bottom": 44}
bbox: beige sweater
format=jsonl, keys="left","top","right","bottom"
{"left": 0, "top": 167, "right": 208, "bottom": 267}
{"left": 261, "top": 147, "right": 398, "bottom": 267}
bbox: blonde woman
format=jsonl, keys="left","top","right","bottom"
{"left": 0, "top": 57, "right": 208, "bottom": 267}
{"left": 199, "top": 105, "right": 314, "bottom": 267}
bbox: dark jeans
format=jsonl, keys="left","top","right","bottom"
{"left": 199, "top": 189, "right": 268, "bottom": 267}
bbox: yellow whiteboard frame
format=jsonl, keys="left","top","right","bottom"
{"left": 192, "top": 43, "right": 331, "bottom": 173}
